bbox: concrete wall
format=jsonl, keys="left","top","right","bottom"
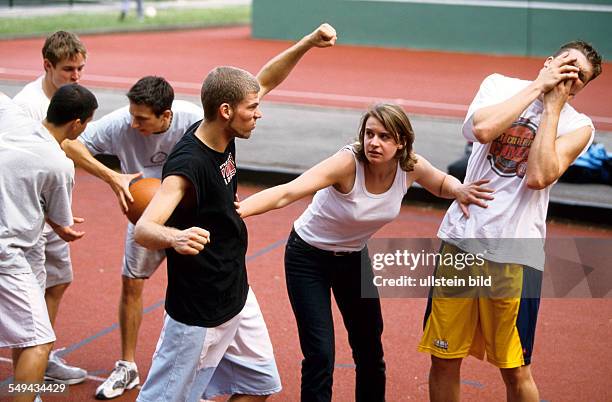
{"left": 252, "top": 0, "right": 612, "bottom": 59}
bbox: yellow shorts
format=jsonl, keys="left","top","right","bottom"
{"left": 417, "top": 243, "right": 542, "bottom": 368}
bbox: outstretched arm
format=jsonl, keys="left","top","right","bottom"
{"left": 470, "top": 51, "right": 580, "bottom": 143}
{"left": 257, "top": 23, "right": 337, "bottom": 99}
{"left": 237, "top": 150, "right": 354, "bottom": 218}
{"left": 63, "top": 139, "right": 142, "bottom": 213}
{"left": 134, "top": 175, "right": 210, "bottom": 255}
{"left": 412, "top": 155, "right": 494, "bottom": 218}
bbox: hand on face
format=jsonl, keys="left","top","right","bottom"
{"left": 307, "top": 23, "right": 337, "bottom": 48}
{"left": 536, "top": 51, "right": 579, "bottom": 94}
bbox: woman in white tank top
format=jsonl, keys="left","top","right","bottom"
{"left": 237, "top": 104, "right": 493, "bottom": 401}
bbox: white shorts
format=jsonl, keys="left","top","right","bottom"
{"left": 25, "top": 234, "right": 46, "bottom": 289}
{"left": 137, "top": 288, "right": 281, "bottom": 402}
{"left": 122, "top": 223, "right": 166, "bottom": 279}
{"left": 0, "top": 272, "right": 55, "bottom": 348}
{"left": 43, "top": 226, "right": 73, "bottom": 287}
{"left": 27, "top": 225, "right": 73, "bottom": 289}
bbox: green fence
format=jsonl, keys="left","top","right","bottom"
{"left": 252, "top": 0, "right": 612, "bottom": 59}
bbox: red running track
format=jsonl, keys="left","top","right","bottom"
{"left": 1, "top": 27, "right": 612, "bottom": 401}
{"left": 0, "top": 26, "right": 611, "bottom": 129}
{"left": 0, "top": 171, "right": 611, "bottom": 401}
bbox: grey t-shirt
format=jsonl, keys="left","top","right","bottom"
{"left": 0, "top": 95, "right": 74, "bottom": 273}
{"left": 79, "top": 100, "right": 203, "bottom": 179}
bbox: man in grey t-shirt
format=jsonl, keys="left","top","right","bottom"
{"left": 12, "top": 31, "right": 90, "bottom": 384}
{"left": 0, "top": 84, "right": 97, "bottom": 399}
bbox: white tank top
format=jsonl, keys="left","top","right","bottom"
{"left": 294, "top": 146, "right": 408, "bottom": 252}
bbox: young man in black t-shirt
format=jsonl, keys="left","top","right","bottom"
{"left": 133, "top": 24, "right": 337, "bottom": 402}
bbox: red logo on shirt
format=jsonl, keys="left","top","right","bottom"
{"left": 488, "top": 118, "right": 536, "bottom": 178}
{"left": 220, "top": 153, "right": 236, "bottom": 185}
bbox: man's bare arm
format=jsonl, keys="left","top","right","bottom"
{"left": 471, "top": 52, "right": 580, "bottom": 143}
{"left": 63, "top": 139, "right": 142, "bottom": 212}
{"left": 134, "top": 175, "right": 209, "bottom": 255}
{"left": 526, "top": 80, "right": 592, "bottom": 189}
{"left": 47, "top": 216, "right": 85, "bottom": 242}
{"left": 257, "top": 23, "right": 337, "bottom": 99}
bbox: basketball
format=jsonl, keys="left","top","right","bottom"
{"left": 126, "top": 177, "right": 161, "bottom": 224}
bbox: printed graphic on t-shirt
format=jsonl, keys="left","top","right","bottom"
{"left": 220, "top": 153, "right": 236, "bottom": 185}
{"left": 488, "top": 118, "right": 537, "bottom": 178}
{"left": 143, "top": 151, "right": 168, "bottom": 168}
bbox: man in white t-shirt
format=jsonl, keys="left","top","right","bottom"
{"left": 12, "top": 30, "right": 89, "bottom": 384}
{"left": 0, "top": 84, "right": 97, "bottom": 401}
{"left": 418, "top": 41, "right": 602, "bottom": 402}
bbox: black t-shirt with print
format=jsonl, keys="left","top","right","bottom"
{"left": 162, "top": 125, "right": 248, "bottom": 327}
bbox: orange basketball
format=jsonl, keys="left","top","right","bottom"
{"left": 126, "top": 178, "right": 161, "bottom": 225}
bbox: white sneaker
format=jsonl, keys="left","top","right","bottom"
{"left": 44, "top": 349, "right": 87, "bottom": 385}
{"left": 95, "top": 360, "right": 140, "bottom": 400}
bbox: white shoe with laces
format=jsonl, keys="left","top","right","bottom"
{"left": 44, "top": 349, "right": 87, "bottom": 384}
{"left": 95, "top": 360, "right": 140, "bottom": 400}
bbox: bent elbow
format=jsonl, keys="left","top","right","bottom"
{"left": 526, "top": 166, "right": 560, "bottom": 190}
{"left": 472, "top": 124, "right": 493, "bottom": 144}
{"left": 526, "top": 176, "right": 551, "bottom": 190}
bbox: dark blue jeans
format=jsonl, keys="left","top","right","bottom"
{"left": 285, "top": 230, "right": 386, "bottom": 402}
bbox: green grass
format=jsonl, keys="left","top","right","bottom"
{"left": 0, "top": 6, "right": 250, "bottom": 37}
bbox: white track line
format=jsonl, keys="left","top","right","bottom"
{"left": 2, "top": 67, "right": 610, "bottom": 124}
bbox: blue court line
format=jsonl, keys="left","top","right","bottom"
{"left": 0, "top": 376, "right": 13, "bottom": 390}
{"left": 0, "top": 236, "right": 550, "bottom": 402}
{"left": 56, "top": 323, "right": 118, "bottom": 357}
{"left": 0, "top": 238, "right": 287, "bottom": 383}
{"left": 143, "top": 299, "right": 165, "bottom": 315}
{"left": 461, "top": 379, "right": 485, "bottom": 388}
{"left": 58, "top": 239, "right": 286, "bottom": 356}
{"left": 335, "top": 363, "right": 356, "bottom": 368}
{"left": 51, "top": 302, "right": 164, "bottom": 359}
{"left": 247, "top": 238, "right": 287, "bottom": 261}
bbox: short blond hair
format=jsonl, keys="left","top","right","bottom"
{"left": 42, "top": 31, "right": 87, "bottom": 66}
